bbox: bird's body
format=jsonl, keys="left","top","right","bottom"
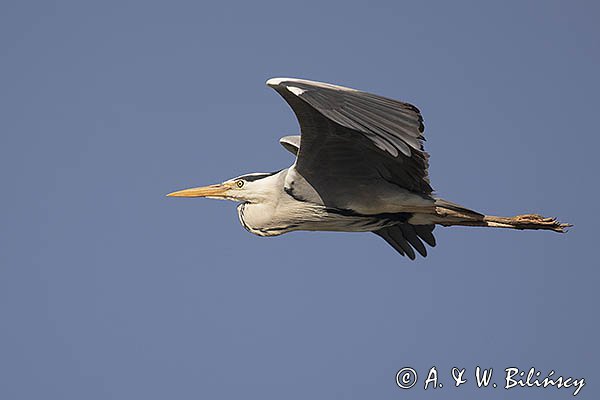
{"left": 168, "top": 78, "right": 569, "bottom": 259}
{"left": 235, "top": 169, "right": 432, "bottom": 237}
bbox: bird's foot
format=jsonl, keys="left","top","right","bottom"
{"left": 510, "top": 214, "right": 572, "bottom": 233}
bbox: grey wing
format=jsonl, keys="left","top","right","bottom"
{"left": 267, "top": 78, "right": 432, "bottom": 206}
{"left": 279, "top": 135, "right": 300, "bottom": 156}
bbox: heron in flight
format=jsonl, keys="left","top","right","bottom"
{"left": 168, "top": 78, "right": 569, "bottom": 259}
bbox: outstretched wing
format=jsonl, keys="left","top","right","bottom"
{"left": 267, "top": 78, "right": 432, "bottom": 201}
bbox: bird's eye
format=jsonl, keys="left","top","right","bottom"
{"left": 236, "top": 180, "right": 244, "bottom": 188}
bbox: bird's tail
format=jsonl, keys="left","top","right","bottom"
{"left": 433, "top": 198, "right": 571, "bottom": 233}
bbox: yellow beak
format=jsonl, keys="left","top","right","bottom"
{"left": 166, "top": 183, "right": 230, "bottom": 198}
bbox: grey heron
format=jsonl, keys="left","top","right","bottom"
{"left": 168, "top": 78, "right": 569, "bottom": 259}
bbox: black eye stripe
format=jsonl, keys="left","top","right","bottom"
{"left": 236, "top": 172, "right": 277, "bottom": 182}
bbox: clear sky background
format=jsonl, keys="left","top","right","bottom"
{"left": 1, "top": 1, "right": 598, "bottom": 399}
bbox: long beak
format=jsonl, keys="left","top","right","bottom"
{"left": 166, "top": 183, "right": 230, "bottom": 199}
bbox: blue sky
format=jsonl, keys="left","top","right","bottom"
{"left": 1, "top": 1, "right": 598, "bottom": 399}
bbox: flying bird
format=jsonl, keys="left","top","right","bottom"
{"left": 168, "top": 78, "right": 569, "bottom": 259}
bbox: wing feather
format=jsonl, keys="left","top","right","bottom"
{"left": 374, "top": 224, "right": 436, "bottom": 259}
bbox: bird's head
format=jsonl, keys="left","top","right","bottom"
{"left": 167, "top": 172, "right": 280, "bottom": 204}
